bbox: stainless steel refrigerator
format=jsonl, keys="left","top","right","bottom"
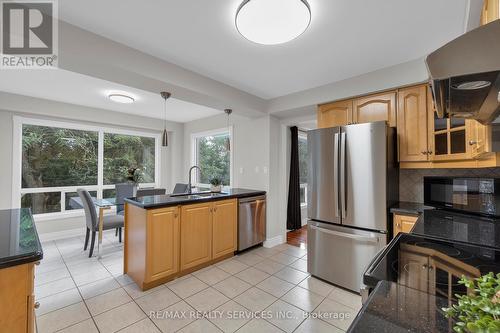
{"left": 307, "top": 121, "right": 398, "bottom": 293}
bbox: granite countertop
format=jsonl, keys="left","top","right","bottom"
{"left": 390, "top": 201, "right": 434, "bottom": 216}
{"left": 125, "top": 188, "right": 266, "bottom": 209}
{"left": 0, "top": 209, "right": 43, "bottom": 269}
{"left": 347, "top": 281, "right": 454, "bottom": 333}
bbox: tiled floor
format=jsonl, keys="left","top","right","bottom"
{"left": 35, "top": 231, "right": 361, "bottom": 333}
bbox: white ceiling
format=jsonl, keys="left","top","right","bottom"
{"left": 59, "top": 0, "right": 469, "bottom": 99}
{"left": 0, "top": 69, "right": 222, "bottom": 123}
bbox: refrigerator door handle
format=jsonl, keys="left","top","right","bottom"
{"left": 309, "top": 225, "right": 380, "bottom": 243}
{"left": 340, "top": 132, "right": 347, "bottom": 219}
{"left": 334, "top": 132, "right": 340, "bottom": 217}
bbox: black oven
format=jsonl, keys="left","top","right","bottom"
{"left": 424, "top": 177, "right": 500, "bottom": 217}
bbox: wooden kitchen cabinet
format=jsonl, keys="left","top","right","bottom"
{"left": 481, "top": 0, "right": 499, "bottom": 25}
{"left": 397, "top": 85, "right": 429, "bottom": 162}
{"left": 180, "top": 202, "right": 213, "bottom": 271}
{"left": 212, "top": 199, "right": 238, "bottom": 260}
{"left": 393, "top": 213, "right": 419, "bottom": 238}
{"left": 352, "top": 91, "right": 397, "bottom": 127}
{"left": 0, "top": 263, "right": 36, "bottom": 333}
{"left": 317, "top": 99, "right": 352, "bottom": 128}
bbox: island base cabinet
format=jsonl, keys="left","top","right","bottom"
{"left": 180, "top": 203, "right": 213, "bottom": 271}
{"left": 0, "top": 263, "right": 35, "bottom": 333}
{"left": 212, "top": 199, "right": 238, "bottom": 260}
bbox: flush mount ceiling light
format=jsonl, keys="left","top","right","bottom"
{"left": 235, "top": 0, "right": 311, "bottom": 45}
{"left": 108, "top": 93, "right": 135, "bottom": 104}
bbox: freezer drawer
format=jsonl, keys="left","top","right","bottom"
{"left": 307, "top": 220, "right": 386, "bottom": 293}
{"left": 238, "top": 196, "right": 266, "bottom": 251}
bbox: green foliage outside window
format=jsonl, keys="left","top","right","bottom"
{"left": 197, "top": 134, "right": 230, "bottom": 186}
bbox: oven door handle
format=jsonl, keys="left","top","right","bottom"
{"left": 364, "top": 243, "right": 388, "bottom": 275}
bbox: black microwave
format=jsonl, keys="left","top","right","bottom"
{"left": 424, "top": 177, "right": 500, "bottom": 217}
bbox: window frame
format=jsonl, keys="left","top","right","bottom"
{"left": 12, "top": 116, "right": 161, "bottom": 221}
{"left": 190, "top": 126, "right": 233, "bottom": 189}
{"left": 298, "top": 130, "right": 308, "bottom": 207}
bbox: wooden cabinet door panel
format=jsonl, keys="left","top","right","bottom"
{"left": 212, "top": 199, "right": 237, "bottom": 259}
{"left": 467, "top": 120, "right": 491, "bottom": 158}
{"left": 146, "top": 207, "right": 179, "bottom": 282}
{"left": 398, "top": 85, "right": 428, "bottom": 162}
{"left": 317, "top": 100, "right": 352, "bottom": 128}
{"left": 481, "top": 0, "right": 500, "bottom": 25}
{"left": 180, "top": 203, "right": 212, "bottom": 271}
{"left": 393, "top": 214, "right": 418, "bottom": 238}
{"left": 398, "top": 250, "right": 430, "bottom": 293}
{"left": 353, "top": 91, "right": 397, "bottom": 127}
{"left": 0, "top": 264, "right": 30, "bottom": 333}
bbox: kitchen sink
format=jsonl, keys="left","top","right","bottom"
{"left": 169, "top": 191, "right": 228, "bottom": 199}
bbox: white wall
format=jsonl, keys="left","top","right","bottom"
{"left": 0, "top": 92, "right": 184, "bottom": 236}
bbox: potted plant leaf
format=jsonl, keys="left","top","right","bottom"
{"left": 210, "top": 177, "right": 223, "bottom": 193}
{"left": 126, "top": 167, "right": 142, "bottom": 184}
{"left": 443, "top": 272, "right": 500, "bottom": 333}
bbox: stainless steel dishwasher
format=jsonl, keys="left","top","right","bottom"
{"left": 238, "top": 195, "right": 266, "bottom": 251}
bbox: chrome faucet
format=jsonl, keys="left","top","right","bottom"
{"left": 187, "top": 165, "right": 202, "bottom": 194}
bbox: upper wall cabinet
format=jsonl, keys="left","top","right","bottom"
{"left": 352, "top": 91, "right": 397, "bottom": 127}
{"left": 481, "top": 0, "right": 500, "bottom": 25}
{"left": 317, "top": 100, "right": 352, "bottom": 128}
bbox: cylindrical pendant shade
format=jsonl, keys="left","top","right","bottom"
{"left": 162, "top": 129, "right": 168, "bottom": 147}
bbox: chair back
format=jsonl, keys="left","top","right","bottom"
{"left": 136, "top": 188, "right": 166, "bottom": 197}
{"left": 173, "top": 183, "right": 189, "bottom": 194}
{"left": 77, "top": 189, "right": 97, "bottom": 231}
{"left": 115, "top": 183, "right": 135, "bottom": 214}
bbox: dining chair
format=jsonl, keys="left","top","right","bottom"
{"left": 77, "top": 189, "right": 125, "bottom": 257}
{"left": 172, "top": 183, "right": 189, "bottom": 194}
{"left": 115, "top": 183, "right": 135, "bottom": 216}
{"left": 136, "top": 188, "right": 166, "bottom": 197}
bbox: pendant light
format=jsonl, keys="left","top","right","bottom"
{"left": 224, "top": 109, "right": 232, "bottom": 151}
{"left": 160, "top": 91, "right": 171, "bottom": 147}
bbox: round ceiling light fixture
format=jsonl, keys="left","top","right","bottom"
{"left": 108, "top": 93, "right": 135, "bottom": 104}
{"left": 235, "top": 0, "right": 311, "bottom": 45}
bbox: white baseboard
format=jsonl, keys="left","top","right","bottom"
{"left": 38, "top": 228, "right": 84, "bottom": 242}
{"left": 263, "top": 234, "right": 286, "bottom": 248}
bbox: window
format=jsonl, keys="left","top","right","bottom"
{"left": 298, "top": 131, "right": 308, "bottom": 206}
{"left": 14, "top": 117, "right": 159, "bottom": 218}
{"left": 192, "top": 129, "right": 232, "bottom": 187}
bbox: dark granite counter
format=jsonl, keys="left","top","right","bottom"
{"left": 412, "top": 209, "right": 500, "bottom": 249}
{"left": 348, "top": 281, "right": 454, "bottom": 333}
{"left": 0, "top": 209, "right": 43, "bottom": 269}
{"left": 125, "top": 188, "right": 266, "bottom": 209}
{"left": 390, "top": 201, "right": 434, "bottom": 216}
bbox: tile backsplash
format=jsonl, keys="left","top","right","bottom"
{"left": 399, "top": 168, "right": 500, "bottom": 203}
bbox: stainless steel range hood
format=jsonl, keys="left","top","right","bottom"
{"left": 426, "top": 20, "right": 500, "bottom": 124}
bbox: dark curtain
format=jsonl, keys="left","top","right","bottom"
{"left": 287, "top": 126, "right": 301, "bottom": 230}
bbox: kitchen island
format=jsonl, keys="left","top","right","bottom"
{"left": 124, "top": 188, "right": 266, "bottom": 290}
{"left": 0, "top": 209, "right": 43, "bottom": 333}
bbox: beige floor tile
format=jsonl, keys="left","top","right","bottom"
{"left": 256, "top": 276, "right": 294, "bottom": 298}
{"left": 233, "top": 287, "right": 277, "bottom": 312}
{"left": 250, "top": 246, "right": 282, "bottom": 258}
{"left": 209, "top": 300, "right": 251, "bottom": 333}
{"left": 58, "top": 319, "right": 99, "bottom": 333}
{"left": 235, "top": 267, "right": 270, "bottom": 285}
{"left": 273, "top": 267, "right": 309, "bottom": 285}
{"left": 193, "top": 267, "right": 230, "bottom": 285}
{"left": 36, "top": 302, "right": 91, "bottom": 333}
{"left": 282, "top": 247, "right": 307, "bottom": 258}
{"left": 215, "top": 259, "right": 248, "bottom": 275}
{"left": 119, "top": 318, "right": 161, "bottom": 333}
{"left": 271, "top": 243, "right": 293, "bottom": 252}
{"left": 177, "top": 319, "right": 222, "bottom": 333}
{"left": 123, "top": 282, "right": 166, "bottom": 299}
{"left": 298, "top": 277, "right": 334, "bottom": 296}
{"left": 72, "top": 268, "right": 113, "bottom": 286}
{"left": 85, "top": 288, "right": 132, "bottom": 316}
{"left": 36, "top": 259, "right": 66, "bottom": 274}
{"left": 78, "top": 277, "right": 121, "bottom": 299}
{"left": 114, "top": 274, "right": 135, "bottom": 286}
{"left": 265, "top": 300, "right": 306, "bottom": 333}
{"left": 281, "top": 286, "right": 324, "bottom": 312}
{"left": 36, "top": 288, "right": 82, "bottom": 316}
{"left": 35, "top": 267, "right": 70, "bottom": 286}
{"left": 237, "top": 319, "right": 284, "bottom": 333}
{"left": 213, "top": 276, "right": 251, "bottom": 298}
{"left": 106, "top": 262, "right": 124, "bottom": 276}
{"left": 150, "top": 300, "right": 196, "bottom": 333}
{"left": 168, "top": 276, "right": 209, "bottom": 299}
{"left": 328, "top": 286, "right": 362, "bottom": 311}
{"left": 253, "top": 260, "right": 286, "bottom": 275}
{"left": 294, "top": 318, "right": 343, "bottom": 333}
{"left": 234, "top": 252, "right": 265, "bottom": 266}
{"left": 35, "top": 277, "right": 76, "bottom": 299}
{"left": 94, "top": 301, "right": 146, "bottom": 333}
{"left": 288, "top": 259, "right": 308, "bottom": 273}
{"left": 136, "top": 287, "right": 181, "bottom": 313}
{"left": 185, "top": 287, "right": 229, "bottom": 313}
{"left": 314, "top": 298, "right": 358, "bottom": 331}
{"left": 269, "top": 253, "right": 297, "bottom": 266}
